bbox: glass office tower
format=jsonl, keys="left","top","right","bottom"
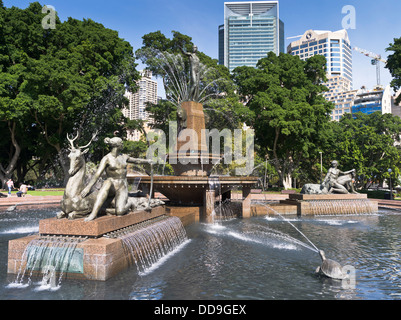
{"left": 220, "top": 1, "right": 284, "bottom": 72}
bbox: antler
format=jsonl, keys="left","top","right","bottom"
{"left": 67, "top": 132, "right": 80, "bottom": 150}
{"left": 78, "top": 130, "right": 98, "bottom": 150}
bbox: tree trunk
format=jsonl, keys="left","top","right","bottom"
{"left": 57, "top": 148, "right": 70, "bottom": 187}
{"left": 0, "top": 121, "right": 21, "bottom": 189}
{"left": 34, "top": 115, "right": 70, "bottom": 186}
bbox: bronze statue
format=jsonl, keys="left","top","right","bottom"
{"left": 180, "top": 45, "right": 200, "bottom": 101}
{"left": 57, "top": 132, "right": 98, "bottom": 220}
{"left": 301, "top": 160, "right": 357, "bottom": 195}
{"left": 323, "top": 160, "right": 357, "bottom": 194}
{"left": 58, "top": 133, "right": 164, "bottom": 221}
{"left": 177, "top": 104, "right": 187, "bottom": 132}
{"left": 81, "top": 137, "right": 153, "bottom": 221}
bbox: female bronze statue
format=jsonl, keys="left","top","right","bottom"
{"left": 81, "top": 137, "right": 152, "bottom": 221}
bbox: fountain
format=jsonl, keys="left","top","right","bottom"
{"left": 7, "top": 134, "right": 186, "bottom": 281}
{"left": 10, "top": 235, "right": 86, "bottom": 289}
{"left": 7, "top": 45, "right": 257, "bottom": 283}
{"left": 129, "top": 47, "right": 258, "bottom": 223}
{"left": 7, "top": 46, "right": 377, "bottom": 287}
{"left": 132, "top": 103, "right": 258, "bottom": 223}
{"left": 254, "top": 161, "right": 378, "bottom": 217}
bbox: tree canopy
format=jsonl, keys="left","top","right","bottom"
{"left": 324, "top": 112, "right": 401, "bottom": 188}
{"left": 0, "top": 2, "right": 139, "bottom": 186}
{"left": 136, "top": 30, "right": 244, "bottom": 133}
{"left": 386, "top": 37, "right": 401, "bottom": 104}
{"left": 232, "top": 52, "right": 334, "bottom": 188}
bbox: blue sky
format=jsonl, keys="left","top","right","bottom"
{"left": 4, "top": 0, "right": 401, "bottom": 96}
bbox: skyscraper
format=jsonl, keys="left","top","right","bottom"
{"left": 287, "top": 29, "right": 355, "bottom": 121}
{"left": 287, "top": 29, "right": 353, "bottom": 94}
{"left": 219, "top": 1, "right": 284, "bottom": 72}
{"left": 123, "top": 70, "right": 158, "bottom": 141}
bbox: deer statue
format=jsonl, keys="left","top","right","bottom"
{"left": 57, "top": 131, "right": 98, "bottom": 220}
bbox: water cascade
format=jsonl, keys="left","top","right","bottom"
{"left": 10, "top": 236, "right": 86, "bottom": 290}
{"left": 309, "top": 199, "right": 377, "bottom": 216}
{"left": 104, "top": 216, "right": 188, "bottom": 275}
{"left": 214, "top": 199, "right": 241, "bottom": 222}
{"left": 207, "top": 176, "right": 240, "bottom": 223}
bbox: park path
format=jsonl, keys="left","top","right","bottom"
{"left": 0, "top": 194, "right": 62, "bottom": 212}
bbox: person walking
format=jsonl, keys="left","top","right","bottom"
{"left": 6, "top": 179, "right": 14, "bottom": 196}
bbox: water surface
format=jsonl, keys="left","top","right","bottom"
{"left": 0, "top": 208, "right": 400, "bottom": 300}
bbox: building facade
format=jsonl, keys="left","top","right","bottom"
{"left": 287, "top": 29, "right": 353, "bottom": 95}
{"left": 352, "top": 85, "right": 392, "bottom": 116}
{"left": 219, "top": 1, "right": 284, "bottom": 72}
{"left": 123, "top": 70, "right": 158, "bottom": 141}
{"left": 327, "top": 89, "right": 358, "bottom": 121}
{"left": 327, "top": 85, "right": 392, "bottom": 121}
{"left": 392, "top": 89, "right": 401, "bottom": 118}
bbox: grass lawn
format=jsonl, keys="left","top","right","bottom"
{"left": 8, "top": 190, "right": 64, "bottom": 197}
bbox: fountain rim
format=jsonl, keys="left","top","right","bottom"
{"left": 289, "top": 193, "right": 368, "bottom": 201}
{"left": 127, "top": 174, "right": 259, "bottom": 185}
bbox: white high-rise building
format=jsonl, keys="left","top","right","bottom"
{"left": 287, "top": 29, "right": 353, "bottom": 95}
{"left": 124, "top": 70, "right": 157, "bottom": 121}
{"left": 123, "top": 70, "right": 157, "bottom": 141}
{"left": 288, "top": 29, "right": 354, "bottom": 120}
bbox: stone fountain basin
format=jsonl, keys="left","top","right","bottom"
{"left": 128, "top": 175, "right": 259, "bottom": 205}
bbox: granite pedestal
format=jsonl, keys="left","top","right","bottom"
{"left": 279, "top": 193, "right": 379, "bottom": 216}
{"left": 8, "top": 206, "right": 172, "bottom": 281}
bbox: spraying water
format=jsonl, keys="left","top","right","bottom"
{"left": 259, "top": 203, "right": 320, "bottom": 253}
{"left": 259, "top": 196, "right": 349, "bottom": 279}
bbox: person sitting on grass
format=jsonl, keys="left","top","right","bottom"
{"left": 18, "top": 183, "right": 28, "bottom": 197}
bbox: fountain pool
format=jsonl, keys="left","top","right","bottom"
{"left": 1, "top": 208, "right": 400, "bottom": 300}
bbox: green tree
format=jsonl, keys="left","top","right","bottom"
{"left": 233, "top": 52, "right": 333, "bottom": 189}
{"left": 386, "top": 37, "right": 401, "bottom": 104}
{"left": 136, "top": 31, "right": 243, "bottom": 134}
{"left": 0, "top": 2, "right": 139, "bottom": 186}
{"left": 325, "top": 112, "right": 401, "bottom": 188}
{"left": 0, "top": 2, "right": 47, "bottom": 187}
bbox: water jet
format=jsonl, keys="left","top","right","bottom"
{"left": 260, "top": 202, "right": 349, "bottom": 280}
